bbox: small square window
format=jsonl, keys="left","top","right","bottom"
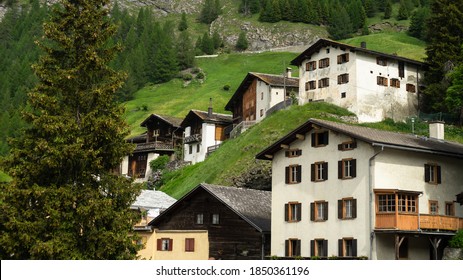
{"left": 319, "top": 58, "right": 330, "bottom": 68}
{"left": 377, "top": 76, "right": 388, "bottom": 86}
{"left": 429, "top": 200, "right": 438, "bottom": 215}
{"left": 338, "top": 74, "right": 349, "bottom": 84}
{"left": 285, "top": 149, "right": 302, "bottom": 158}
{"left": 311, "top": 131, "right": 329, "bottom": 147}
{"left": 406, "top": 84, "right": 416, "bottom": 93}
{"left": 390, "top": 78, "right": 400, "bottom": 88}
{"left": 185, "top": 238, "right": 195, "bottom": 252}
{"left": 341, "top": 92, "right": 346, "bottom": 98}
{"left": 195, "top": 213, "right": 204, "bottom": 224}
{"left": 377, "top": 57, "right": 387, "bottom": 66}
{"left": 306, "top": 61, "right": 317, "bottom": 71}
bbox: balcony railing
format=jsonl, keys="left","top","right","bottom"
{"left": 375, "top": 213, "right": 463, "bottom": 232}
{"left": 134, "top": 141, "right": 174, "bottom": 152}
{"left": 184, "top": 134, "right": 202, "bottom": 144}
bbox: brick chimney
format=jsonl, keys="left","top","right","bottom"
{"left": 360, "top": 41, "right": 367, "bottom": 49}
{"left": 429, "top": 121, "right": 445, "bottom": 140}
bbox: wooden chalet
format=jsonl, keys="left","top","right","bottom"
{"left": 148, "top": 183, "right": 271, "bottom": 260}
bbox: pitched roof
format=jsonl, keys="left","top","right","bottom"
{"left": 290, "top": 38, "right": 426, "bottom": 67}
{"left": 131, "top": 190, "right": 177, "bottom": 210}
{"left": 225, "top": 72, "right": 299, "bottom": 111}
{"left": 149, "top": 183, "right": 271, "bottom": 232}
{"left": 256, "top": 118, "right": 463, "bottom": 160}
{"left": 180, "top": 109, "right": 233, "bottom": 127}
{"left": 140, "top": 114, "right": 183, "bottom": 128}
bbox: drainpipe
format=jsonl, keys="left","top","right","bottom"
{"left": 369, "top": 145, "right": 384, "bottom": 260}
{"left": 261, "top": 233, "right": 266, "bottom": 260}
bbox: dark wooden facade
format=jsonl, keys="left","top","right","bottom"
{"left": 149, "top": 184, "right": 271, "bottom": 260}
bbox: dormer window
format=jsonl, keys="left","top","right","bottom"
{"left": 311, "top": 131, "right": 329, "bottom": 147}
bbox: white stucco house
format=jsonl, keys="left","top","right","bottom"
{"left": 224, "top": 71, "right": 299, "bottom": 126}
{"left": 291, "top": 39, "right": 425, "bottom": 123}
{"left": 256, "top": 118, "right": 463, "bottom": 260}
{"left": 181, "top": 107, "right": 233, "bottom": 164}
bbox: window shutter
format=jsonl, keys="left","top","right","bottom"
{"left": 168, "top": 239, "right": 173, "bottom": 251}
{"left": 297, "top": 149, "right": 302, "bottom": 156}
{"left": 323, "top": 240, "right": 328, "bottom": 257}
{"left": 157, "top": 239, "right": 162, "bottom": 251}
{"left": 284, "top": 204, "right": 289, "bottom": 221}
{"left": 285, "top": 166, "right": 290, "bottom": 184}
{"left": 297, "top": 203, "right": 302, "bottom": 221}
{"left": 424, "top": 164, "right": 430, "bottom": 182}
{"left": 346, "top": 53, "right": 349, "bottom": 62}
{"left": 338, "top": 144, "right": 343, "bottom": 150}
{"left": 338, "top": 239, "right": 343, "bottom": 257}
{"left": 352, "top": 141, "right": 357, "bottom": 149}
{"left": 338, "top": 160, "right": 342, "bottom": 179}
{"left": 310, "top": 240, "right": 315, "bottom": 257}
{"left": 285, "top": 240, "right": 289, "bottom": 257}
{"left": 338, "top": 199, "right": 343, "bottom": 219}
{"left": 311, "top": 164, "right": 315, "bottom": 181}
{"left": 324, "top": 202, "right": 329, "bottom": 220}
{"left": 337, "top": 55, "right": 341, "bottom": 64}
{"left": 323, "top": 131, "right": 329, "bottom": 145}
{"left": 296, "top": 165, "right": 302, "bottom": 183}
{"left": 437, "top": 165, "right": 442, "bottom": 184}
{"left": 322, "top": 162, "right": 328, "bottom": 180}
{"left": 352, "top": 239, "right": 358, "bottom": 257}
{"left": 318, "top": 80, "right": 322, "bottom": 88}
{"left": 338, "top": 75, "right": 342, "bottom": 84}
{"left": 296, "top": 240, "right": 301, "bottom": 256}
{"left": 191, "top": 239, "right": 195, "bottom": 252}
{"left": 311, "top": 133, "right": 316, "bottom": 147}
{"left": 352, "top": 199, "right": 357, "bottom": 218}
{"left": 310, "top": 203, "right": 315, "bottom": 221}
{"left": 285, "top": 150, "right": 290, "bottom": 157}
{"left": 351, "top": 159, "right": 357, "bottom": 178}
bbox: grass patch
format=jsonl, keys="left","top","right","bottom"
{"left": 160, "top": 102, "right": 355, "bottom": 199}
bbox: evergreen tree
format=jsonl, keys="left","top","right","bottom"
{"left": 259, "top": 0, "right": 281, "bottom": 22}
{"left": 363, "top": 0, "right": 376, "bottom": 17}
{"left": 177, "top": 30, "right": 195, "bottom": 69}
{"left": 236, "top": 31, "right": 249, "bottom": 51}
{"left": 347, "top": 0, "right": 366, "bottom": 31}
{"left": 199, "top": 0, "right": 221, "bottom": 24}
{"left": 178, "top": 12, "right": 188, "bottom": 31}
{"left": 239, "top": 0, "right": 261, "bottom": 16}
{"left": 0, "top": 0, "right": 141, "bottom": 259}
{"left": 212, "top": 30, "right": 222, "bottom": 50}
{"left": 408, "top": 7, "right": 430, "bottom": 40}
{"left": 328, "top": 6, "right": 353, "bottom": 40}
{"left": 383, "top": 0, "right": 392, "bottom": 19}
{"left": 422, "top": 0, "right": 463, "bottom": 113}
{"left": 446, "top": 59, "right": 463, "bottom": 124}
{"left": 397, "top": 0, "right": 410, "bottom": 20}
{"left": 201, "top": 32, "right": 215, "bottom": 55}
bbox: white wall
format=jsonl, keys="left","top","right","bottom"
{"left": 183, "top": 123, "right": 224, "bottom": 164}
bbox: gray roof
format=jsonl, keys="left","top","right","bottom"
{"left": 131, "top": 190, "right": 177, "bottom": 210}
{"left": 256, "top": 118, "right": 463, "bottom": 160}
{"left": 201, "top": 183, "right": 271, "bottom": 232}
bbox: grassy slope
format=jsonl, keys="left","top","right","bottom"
{"left": 124, "top": 52, "right": 299, "bottom": 136}
{"left": 160, "top": 102, "right": 356, "bottom": 199}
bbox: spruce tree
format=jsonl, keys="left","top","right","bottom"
{"left": 422, "top": 0, "right": 463, "bottom": 113}
{"left": 408, "top": 7, "right": 430, "bottom": 40}
{"left": 328, "top": 6, "right": 353, "bottom": 40}
{"left": 178, "top": 12, "right": 188, "bottom": 31}
{"left": 236, "top": 31, "right": 249, "bottom": 51}
{"left": 0, "top": 0, "right": 141, "bottom": 259}
{"left": 397, "top": 0, "right": 410, "bottom": 20}
{"left": 383, "top": 0, "right": 392, "bottom": 19}
{"left": 446, "top": 61, "right": 463, "bottom": 124}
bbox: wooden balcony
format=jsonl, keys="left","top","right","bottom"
{"left": 376, "top": 213, "right": 463, "bottom": 232}
{"left": 134, "top": 141, "right": 174, "bottom": 152}
{"left": 184, "top": 134, "right": 202, "bottom": 144}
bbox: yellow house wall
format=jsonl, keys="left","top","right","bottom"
{"left": 137, "top": 230, "right": 209, "bottom": 260}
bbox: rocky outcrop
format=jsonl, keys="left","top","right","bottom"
{"left": 442, "top": 247, "right": 463, "bottom": 260}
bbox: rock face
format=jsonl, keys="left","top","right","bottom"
{"left": 442, "top": 247, "right": 463, "bottom": 260}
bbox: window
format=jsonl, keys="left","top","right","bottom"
{"left": 260, "top": 109, "right": 263, "bottom": 117}
{"left": 157, "top": 238, "right": 173, "bottom": 251}
{"left": 306, "top": 61, "right": 317, "bottom": 71}
{"left": 425, "top": 163, "right": 441, "bottom": 184}
{"left": 185, "top": 238, "right": 195, "bottom": 252}
{"left": 311, "top": 201, "right": 328, "bottom": 221}
{"left": 326, "top": 48, "right": 330, "bottom": 54}
{"left": 212, "top": 213, "right": 220, "bottom": 225}
{"left": 311, "top": 162, "right": 328, "bottom": 182}
{"left": 377, "top": 57, "right": 387, "bottom": 66}
{"left": 305, "top": 80, "right": 316, "bottom": 90}
{"left": 341, "top": 92, "right": 346, "bottom": 98}
{"left": 338, "top": 159, "right": 356, "bottom": 179}
{"left": 378, "top": 194, "right": 395, "bottom": 213}
{"left": 311, "top": 131, "right": 329, "bottom": 147}
{"left": 285, "top": 239, "right": 301, "bottom": 257}
{"left": 429, "top": 200, "right": 438, "bottom": 215}
{"left": 338, "top": 198, "right": 357, "bottom": 219}
{"left": 337, "top": 53, "right": 349, "bottom": 64}
{"left": 189, "top": 145, "right": 193, "bottom": 154}
{"left": 195, "top": 213, "right": 204, "bottom": 224}
{"left": 445, "top": 202, "right": 455, "bottom": 216}
{"left": 398, "top": 61, "right": 405, "bottom": 78}
{"left": 397, "top": 194, "right": 417, "bottom": 213}
{"left": 338, "top": 141, "right": 356, "bottom": 151}
{"left": 261, "top": 92, "right": 263, "bottom": 100}
{"left": 128, "top": 153, "right": 148, "bottom": 178}
{"left": 310, "top": 239, "right": 328, "bottom": 257}
{"left": 339, "top": 238, "right": 357, "bottom": 257}
{"left": 285, "top": 149, "right": 302, "bottom": 158}
{"left": 196, "top": 143, "right": 200, "bottom": 153}
{"left": 285, "top": 202, "right": 302, "bottom": 222}
{"left": 377, "top": 76, "right": 388, "bottom": 86}
{"left": 390, "top": 78, "right": 400, "bottom": 88}
{"left": 285, "top": 165, "right": 302, "bottom": 184}
{"left": 319, "top": 58, "right": 330, "bottom": 68}
{"left": 406, "top": 84, "right": 416, "bottom": 93}
{"left": 318, "top": 78, "right": 329, "bottom": 88}
{"left": 337, "top": 74, "right": 349, "bottom": 84}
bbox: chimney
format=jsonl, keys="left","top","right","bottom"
{"left": 208, "top": 98, "right": 213, "bottom": 118}
{"left": 286, "top": 67, "right": 292, "bottom": 78}
{"left": 429, "top": 121, "right": 445, "bottom": 140}
{"left": 360, "top": 41, "right": 367, "bottom": 49}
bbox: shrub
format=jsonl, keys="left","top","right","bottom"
{"left": 223, "top": 84, "right": 230, "bottom": 91}
{"left": 141, "top": 104, "right": 148, "bottom": 111}
{"left": 196, "top": 72, "right": 205, "bottom": 79}
{"left": 150, "top": 155, "right": 170, "bottom": 171}
{"left": 183, "top": 73, "right": 193, "bottom": 81}
{"left": 449, "top": 230, "right": 463, "bottom": 248}
{"left": 191, "top": 67, "right": 201, "bottom": 74}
